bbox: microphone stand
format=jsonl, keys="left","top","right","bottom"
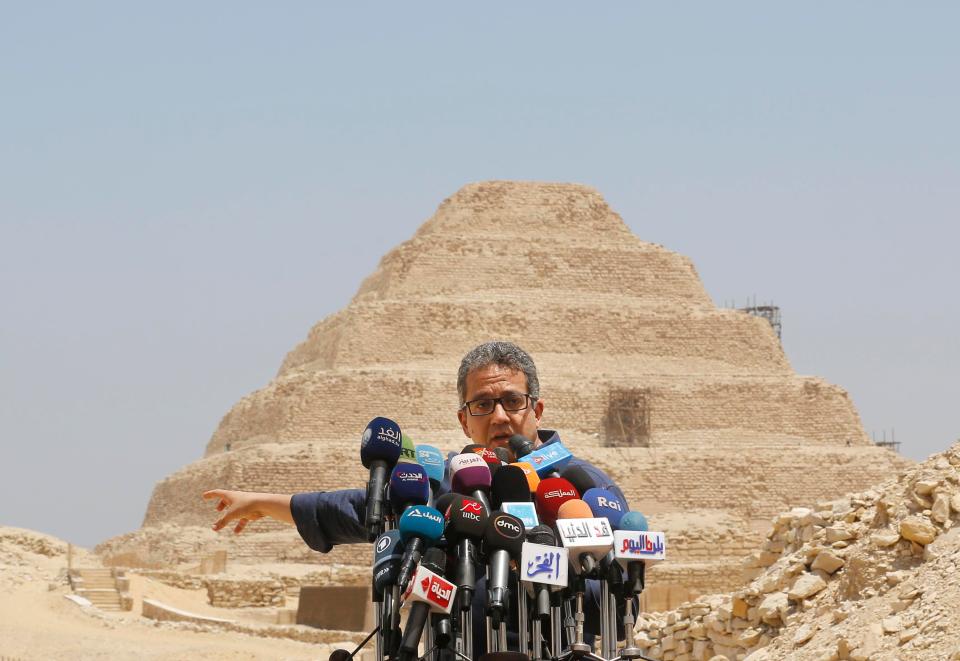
{"left": 609, "top": 561, "right": 656, "bottom": 661}
{"left": 556, "top": 572, "right": 604, "bottom": 661}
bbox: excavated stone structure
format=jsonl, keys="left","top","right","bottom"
{"left": 99, "top": 181, "right": 910, "bottom": 610}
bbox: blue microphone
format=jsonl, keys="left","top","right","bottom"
{"left": 415, "top": 444, "right": 446, "bottom": 490}
{"left": 361, "top": 417, "right": 404, "bottom": 541}
{"left": 372, "top": 530, "right": 405, "bottom": 601}
{"left": 524, "top": 441, "right": 573, "bottom": 478}
{"left": 389, "top": 463, "right": 430, "bottom": 515}
{"left": 395, "top": 505, "right": 445, "bottom": 593}
{"left": 582, "top": 488, "right": 627, "bottom": 529}
{"left": 619, "top": 511, "right": 649, "bottom": 595}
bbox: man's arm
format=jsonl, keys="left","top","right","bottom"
{"left": 203, "top": 488, "right": 368, "bottom": 553}
{"left": 203, "top": 490, "right": 293, "bottom": 534}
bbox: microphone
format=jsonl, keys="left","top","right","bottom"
{"left": 400, "top": 433, "right": 418, "bottom": 464}
{"left": 461, "top": 443, "right": 486, "bottom": 455}
{"left": 493, "top": 447, "right": 512, "bottom": 464}
{"left": 508, "top": 433, "right": 535, "bottom": 459}
{"left": 582, "top": 488, "right": 627, "bottom": 530}
{"left": 511, "top": 461, "right": 541, "bottom": 494}
{"left": 493, "top": 464, "right": 540, "bottom": 529}
{"left": 491, "top": 465, "right": 533, "bottom": 509}
{"left": 450, "top": 453, "right": 493, "bottom": 512}
{"left": 361, "top": 417, "right": 404, "bottom": 541}
{"left": 389, "top": 463, "right": 430, "bottom": 516}
{"left": 482, "top": 512, "right": 526, "bottom": 627}
{"left": 398, "top": 547, "right": 457, "bottom": 661}
{"left": 372, "top": 530, "right": 404, "bottom": 601}
{"left": 534, "top": 477, "right": 580, "bottom": 526}
{"left": 555, "top": 499, "right": 615, "bottom": 575}
{"left": 524, "top": 441, "right": 573, "bottom": 478}
{"left": 415, "top": 444, "right": 446, "bottom": 492}
{"left": 434, "top": 491, "right": 464, "bottom": 519}
{"left": 560, "top": 465, "right": 597, "bottom": 496}
{"left": 520, "top": 525, "right": 568, "bottom": 619}
{"left": 444, "top": 495, "right": 489, "bottom": 611}
{"left": 479, "top": 448, "right": 503, "bottom": 478}
{"left": 614, "top": 512, "right": 665, "bottom": 593}
{"left": 395, "top": 505, "right": 445, "bottom": 593}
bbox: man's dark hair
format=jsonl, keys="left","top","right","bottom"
{"left": 457, "top": 341, "right": 540, "bottom": 405}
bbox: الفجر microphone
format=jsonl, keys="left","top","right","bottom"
{"left": 360, "top": 417, "right": 404, "bottom": 541}
{"left": 395, "top": 505, "right": 445, "bottom": 593}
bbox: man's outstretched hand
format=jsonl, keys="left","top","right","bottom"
{"left": 202, "top": 490, "right": 294, "bottom": 534}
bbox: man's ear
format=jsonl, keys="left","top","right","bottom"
{"left": 457, "top": 408, "right": 471, "bottom": 438}
{"left": 533, "top": 398, "right": 544, "bottom": 427}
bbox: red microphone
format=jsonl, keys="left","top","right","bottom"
{"left": 534, "top": 477, "right": 580, "bottom": 526}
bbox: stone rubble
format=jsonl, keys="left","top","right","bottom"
{"left": 634, "top": 440, "right": 960, "bottom": 660}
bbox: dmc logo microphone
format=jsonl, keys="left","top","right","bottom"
{"left": 597, "top": 496, "right": 622, "bottom": 511}
{"left": 545, "top": 489, "right": 575, "bottom": 499}
{"left": 494, "top": 516, "right": 522, "bottom": 537}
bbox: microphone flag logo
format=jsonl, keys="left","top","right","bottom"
{"left": 461, "top": 501, "right": 483, "bottom": 514}
{"left": 376, "top": 536, "right": 391, "bottom": 554}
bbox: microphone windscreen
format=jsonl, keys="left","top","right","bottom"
{"left": 508, "top": 434, "right": 535, "bottom": 459}
{"left": 450, "top": 454, "right": 492, "bottom": 494}
{"left": 582, "top": 488, "right": 627, "bottom": 529}
{"left": 479, "top": 449, "right": 502, "bottom": 477}
{"left": 415, "top": 445, "right": 446, "bottom": 484}
{"left": 483, "top": 512, "right": 525, "bottom": 555}
{"left": 620, "top": 511, "right": 649, "bottom": 532}
{"left": 444, "top": 496, "right": 488, "bottom": 540}
{"left": 557, "top": 499, "right": 594, "bottom": 520}
{"left": 511, "top": 462, "right": 541, "bottom": 493}
{"left": 493, "top": 447, "right": 512, "bottom": 464}
{"left": 491, "top": 465, "right": 532, "bottom": 508}
{"left": 399, "top": 433, "right": 418, "bottom": 463}
{"left": 560, "top": 465, "right": 597, "bottom": 495}
{"left": 389, "top": 464, "right": 430, "bottom": 511}
{"left": 535, "top": 478, "right": 579, "bottom": 525}
{"left": 360, "top": 417, "right": 404, "bottom": 468}
{"left": 398, "top": 506, "right": 445, "bottom": 543}
{"left": 374, "top": 530, "right": 405, "bottom": 566}
{"left": 526, "top": 524, "right": 556, "bottom": 547}
{"left": 421, "top": 547, "right": 448, "bottom": 575}
{"left": 435, "top": 492, "right": 465, "bottom": 517}
{"left": 461, "top": 444, "right": 486, "bottom": 455}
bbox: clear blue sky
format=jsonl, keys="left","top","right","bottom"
{"left": 2, "top": 3, "right": 957, "bottom": 547}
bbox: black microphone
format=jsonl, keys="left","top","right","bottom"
{"left": 508, "top": 433, "right": 535, "bottom": 459}
{"left": 397, "top": 547, "right": 453, "bottom": 661}
{"left": 483, "top": 512, "right": 526, "bottom": 627}
{"left": 444, "top": 495, "right": 488, "bottom": 611}
{"left": 559, "top": 465, "right": 597, "bottom": 496}
{"left": 491, "top": 464, "right": 533, "bottom": 509}
{"left": 360, "top": 417, "right": 404, "bottom": 541}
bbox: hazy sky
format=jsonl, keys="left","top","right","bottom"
{"left": 2, "top": 3, "right": 957, "bottom": 548}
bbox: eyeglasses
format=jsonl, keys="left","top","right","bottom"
{"left": 461, "top": 392, "right": 535, "bottom": 417}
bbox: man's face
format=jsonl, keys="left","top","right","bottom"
{"left": 457, "top": 363, "right": 544, "bottom": 455}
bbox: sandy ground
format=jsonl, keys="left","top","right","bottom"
{"left": 0, "top": 579, "right": 347, "bottom": 661}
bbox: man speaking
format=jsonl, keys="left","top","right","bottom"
{"left": 204, "top": 341, "right": 630, "bottom": 650}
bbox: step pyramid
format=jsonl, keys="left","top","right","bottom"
{"left": 100, "top": 181, "right": 908, "bottom": 608}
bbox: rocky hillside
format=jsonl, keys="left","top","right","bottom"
{"left": 634, "top": 441, "right": 960, "bottom": 661}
